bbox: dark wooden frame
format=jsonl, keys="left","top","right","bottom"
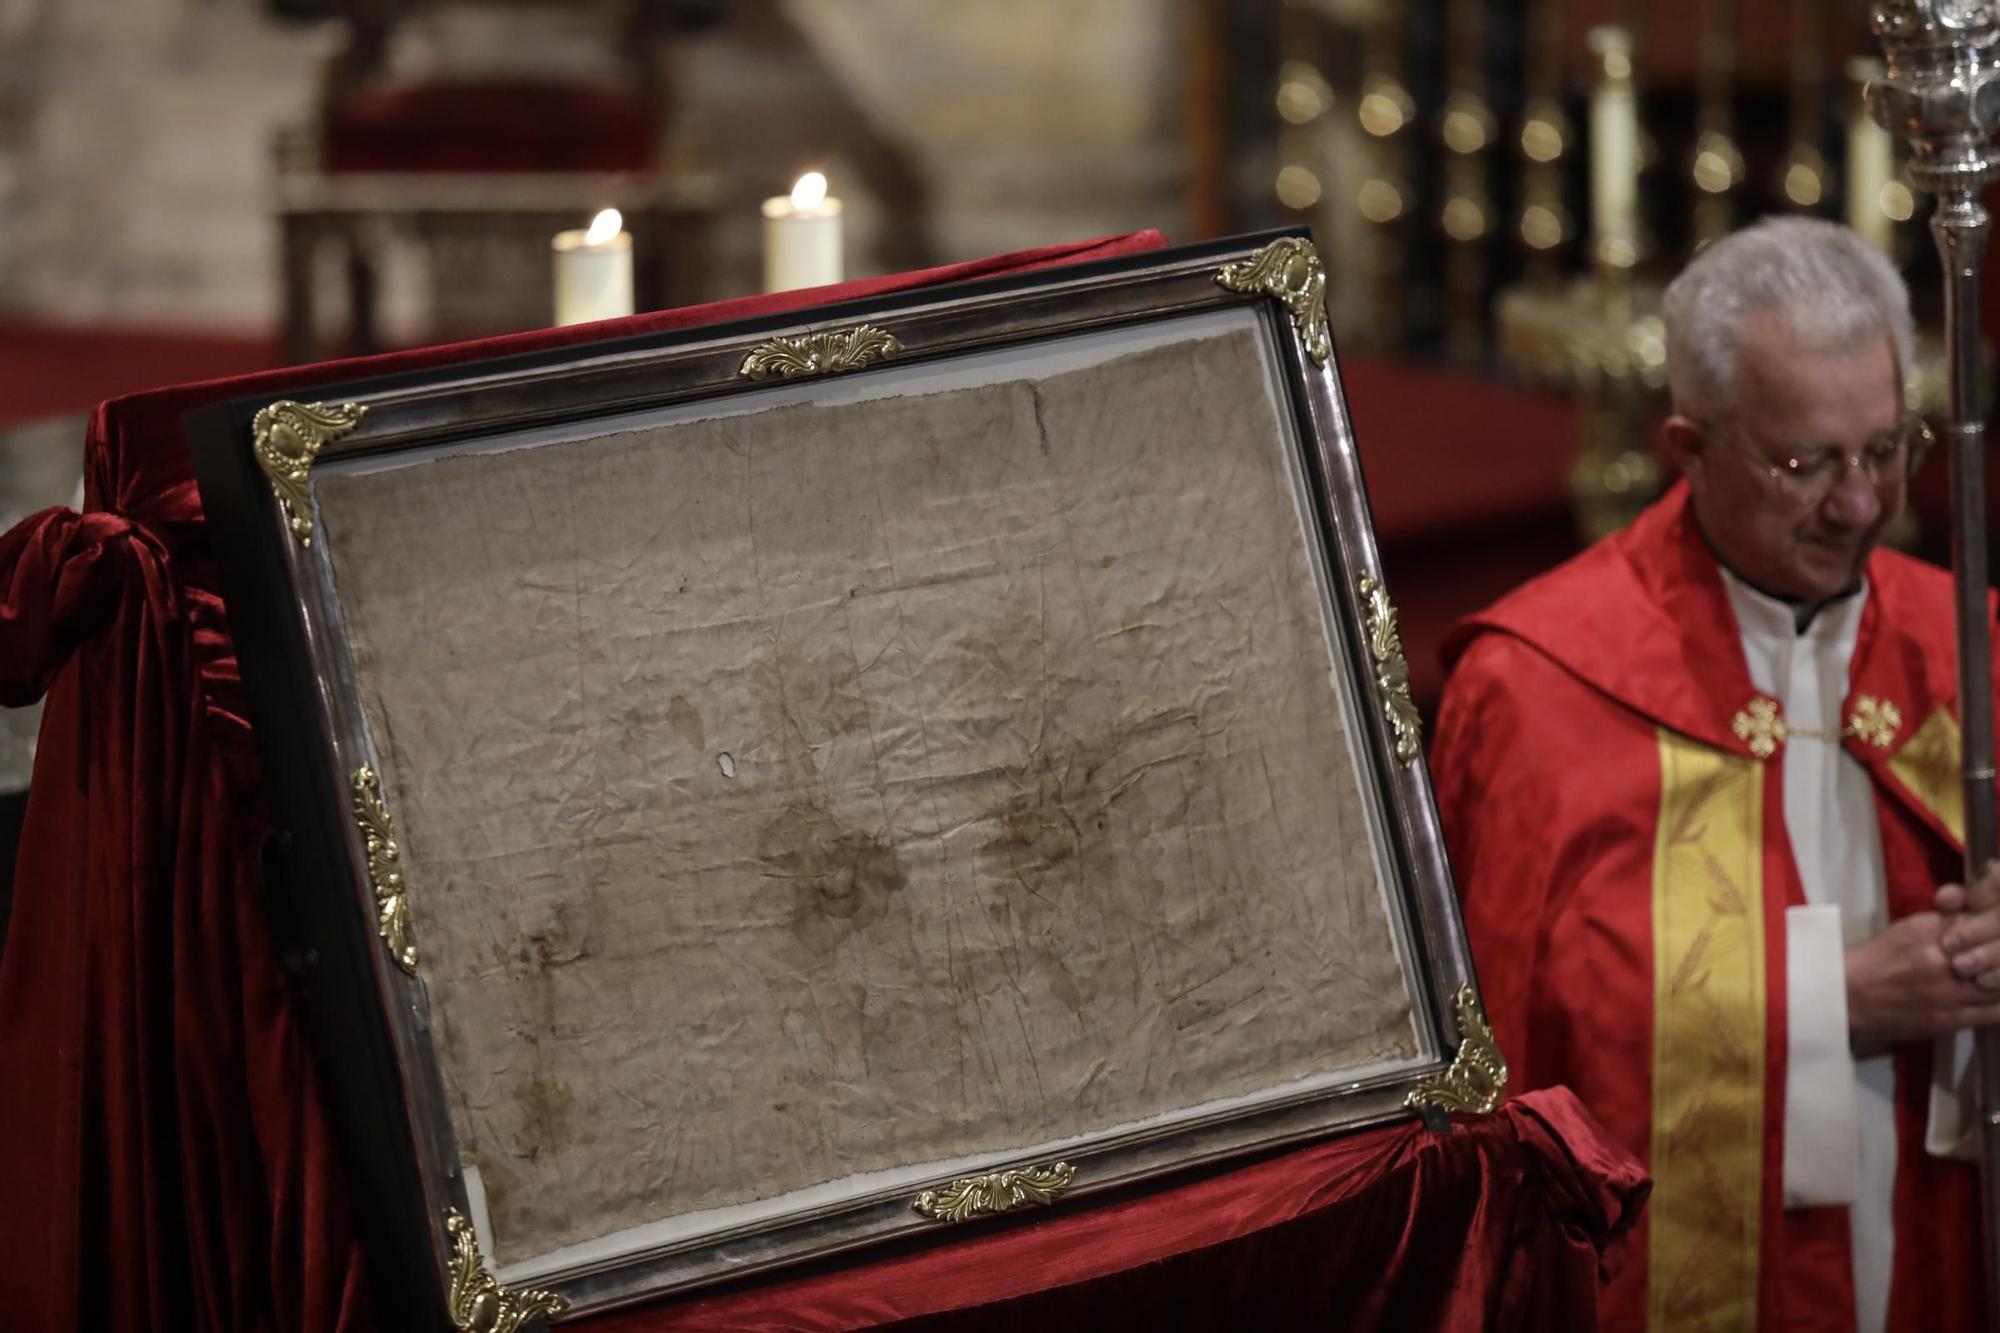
{"left": 187, "top": 228, "right": 1485, "bottom": 1327}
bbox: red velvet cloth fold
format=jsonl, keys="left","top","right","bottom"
{"left": 582, "top": 1089, "right": 1646, "bottom": 1333}
{"left": 0, "top": 499, "right": 370, "bottom": 1331}
{"left": 0, "top": 229, "right": 1646, "bottom": 1331}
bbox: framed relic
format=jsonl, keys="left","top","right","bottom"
{"left": 187, "top": 230, "right": 1499, "bottom": 1327}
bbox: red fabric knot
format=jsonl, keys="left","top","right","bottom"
{"left": 0, "top": 505, "right": 174, "bottom": 707}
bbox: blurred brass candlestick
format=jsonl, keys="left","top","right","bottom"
{"left": 1516, "top": 0, "right": 1573, "bottom": 285}
{"left": 1499, "top": 24, "right": 1665, "bottom": 542}
{"left": 1690, "top": 0, "right": 1744, "bottom": 244}
{"left": 1779, "top": 0, "right": 1828, "bottom": 212}
{"left": 1439, "top": 0, "right": 1496, "bottom": 360}
{"left": 1355, "top": 0, "right": 1413, "bottom": 349}
{"left": 1273, "top": 51, "right": 1334, "bottom": 275}
{"left": 1869, "top": 5, "right": 2000, "bottom": 1320}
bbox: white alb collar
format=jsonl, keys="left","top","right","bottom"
{"left": 1718, "top": 566, "right": 1868, "bottom": 648}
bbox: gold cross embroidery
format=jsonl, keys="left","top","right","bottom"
{"left": 1845, "top": 694, "right": 1903, "bottom": 750}
{"left": 1730, "top": 696, "right": 1786, "bottom": 759}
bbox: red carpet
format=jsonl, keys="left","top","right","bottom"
{"left": 1344, "top": 358, "right": 1582, "bottom": 709}
{"left": 0, "top": 321, "right": 281, "bottom": 429}
{"left": 1344, "top": 357, "right": 1577, "bottom": 546}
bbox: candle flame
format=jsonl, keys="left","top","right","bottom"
{"left": 583, "top": 208, "right": 623, "bottom": 246}
{"left": 790, "top": 172, "right": 828, "bottom": 210}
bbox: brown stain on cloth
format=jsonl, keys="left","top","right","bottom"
{"left": 758, "top": 806, "right": 909, "bottom": 947}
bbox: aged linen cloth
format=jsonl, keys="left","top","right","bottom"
{"left": 314, "top": 329, "right": 1417, "bottom": 1265}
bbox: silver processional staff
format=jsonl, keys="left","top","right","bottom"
{"left": 1870, "top": 1, "right": 2000, "bottom": 1324}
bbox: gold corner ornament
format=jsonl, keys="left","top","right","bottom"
{"left": 1846, "top": 694, "right": 1903, "bottom": 750}
{"left": 251, "top": 399, "right": 366, "bottom": 545}
{"left": 1214, "top": 236, "right": 1332, "bottom": 367}
{"left": 739, "top": 324, "right": 903, "bottom": 380}
{"left": 445, "top": 1209, "right": 568, "bottom": 1332}
{"left": 1358, "top": 574, "right": 1423, "bottom": 765}
{"left": 353, "top": 766, "right": 418, "bottom": 974}
{"left": 1731, "top": 696, "right": 1786, "bottom": 760}
{"left": 1405, "top": 984, "right": 1508, "bottom": 1116}
{"left": 913, "top": 1160, "right": 1077, "bottom": 1224}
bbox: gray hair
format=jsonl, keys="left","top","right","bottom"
{"left": 1662, "top": 216, "right": 1916, "bottom": 422}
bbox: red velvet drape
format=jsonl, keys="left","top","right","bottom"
{"left": 586, "top": 1088, "right": 1645, "bottom": 1333}
{"left": 1, "top": 498, "right": 371, "bottom": 1331}
{"left": 0, "top": 230, "right": 1646, "bottom": 1331}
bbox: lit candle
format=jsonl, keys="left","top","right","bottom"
{"left": 551, "top": 208, "right": 634, "bottom": 327}
{"left": 762, "top": 172, "right": 844, "bottom": 293}
{"left": 1846, "top": 58, "right": 1895, "bottom": 252}
{"left": 1586, "top": 26, "right": 1639, "bottom": 270}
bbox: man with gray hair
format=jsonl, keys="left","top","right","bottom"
{"left": 1433, "top": 215, "right": 2000, "bottom": 1330}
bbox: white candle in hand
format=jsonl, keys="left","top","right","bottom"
{"left": 552, "top": 208, "right": 635, "bottom": 327}
{"left": 762, "top": 172, "right": 844, "bottom": 293}
{"left": 1587, "top": 26, "right": 1639, "bottom": 269}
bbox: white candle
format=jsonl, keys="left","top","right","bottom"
{"left": 1586, "top": 26, "right": 1638, "bottom": 268}
{"left": 762, "top": 172, "right": 844, "bottom": 293}
{"left": 552, "top": 209, "right": 634, "bottom": 327}
{"left": 1846, "top": 58, "right": 1894, "bottom": 252}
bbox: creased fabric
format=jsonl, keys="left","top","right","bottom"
{"left": 576, "top": 1089, "right": 1647, "bottom": 1333}
{"left": 311, "top": 331, "right": 1415, "bottom": 1266}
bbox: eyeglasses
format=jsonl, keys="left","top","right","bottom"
{"left": 1706, "top": 411, "right": 1935, "bottom": 509}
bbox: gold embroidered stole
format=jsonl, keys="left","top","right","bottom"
{"left": 1884, "top": 706, "right": 1966, "bottom": 848}
{"left": 1649, "top": 729, "right": 1766, "bottom": 1331}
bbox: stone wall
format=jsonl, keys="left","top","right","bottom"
{"left": 0, "top": 0, "right": 335, "bottom": 329}
{"left": 0, "top": 0, "right": 1191, "bottom": 335}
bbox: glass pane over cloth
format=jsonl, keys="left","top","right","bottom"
{"left": 309, "top": 309, "right": 1423, "bottom": 1277}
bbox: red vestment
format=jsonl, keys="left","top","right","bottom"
{"left": 1433, "top": 482, "right": 1985, "bottom": 1331}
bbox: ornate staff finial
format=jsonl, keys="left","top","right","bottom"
{"left": 1866, "top": 1, "right": 2000, "bottom": 228}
